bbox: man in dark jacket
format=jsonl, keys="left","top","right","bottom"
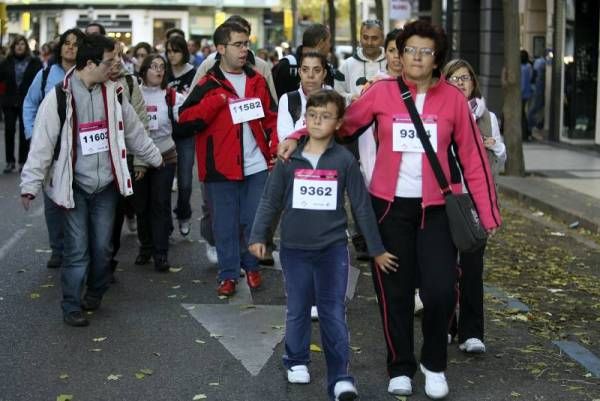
{"left": 272, "top": 23, "right": 334, "bottom": 99}
{"left": 0, "top": 35, "right": 42, "bottom": 172}
{"left": 178, "top": 22, "right": 278, "bottom": 297}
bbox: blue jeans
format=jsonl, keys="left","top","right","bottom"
{"left": 174, "top": 136, "right": 195, "bottom": 220}
{"left": 204, "top": 170, "right": 267, "bottom": 281}
{"left": 44, "top": 191, "right": 64, "bottom": 257}
{"left": 61, "top": 184, "right": 118, "bottom": 313}
{"left": 280, "top": 243, "right": 355, "bottom": 399}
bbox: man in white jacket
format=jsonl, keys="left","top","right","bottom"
{"left": 334, "top": 19, "right": 386, "bottom": 104}
{"left": 20, "top": 35, "right": 163, "bottom": 327}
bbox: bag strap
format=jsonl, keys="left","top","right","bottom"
{"left": 166, "top": 87, "right": 176, "bottom": 126}
{"left": 396, "top": 77, "right": 451, "bottom": 195}
{"left": 54, "top": 83, "right": 67, "bottom": 161}
{"left": 287, "top": 90, "right": 302, "bottom": 126}
{"left": 41, "top": 66, "right": 51, "bottom": 98}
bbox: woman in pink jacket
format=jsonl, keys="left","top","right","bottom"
{"left": 279, "top": 20, "right": 501, "bottom": 400}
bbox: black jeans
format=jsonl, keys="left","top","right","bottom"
{"left": 133, "top": 163, "right": 176, "bottom": 258}
{"left": 3, "top": 106, "right": 29, "bottom": 164}
{"left": 456, "top": 243, "right": 486, "bottom": 343}
{"left": 370, "top": 196, "right": 458, "bottom": 378}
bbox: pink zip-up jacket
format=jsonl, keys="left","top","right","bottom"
{"left": 289, "top": 76, "right": 501, "bottom": 230}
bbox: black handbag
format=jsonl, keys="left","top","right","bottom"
{"left": 396, "top": 78, "right": 487, "bottom": 252}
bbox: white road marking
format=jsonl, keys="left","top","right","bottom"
{"left": 0, "top": 228, "right": 27, "bottom": 262}
{"left": 183, "top": 303, "right": 286, "bottom": 376}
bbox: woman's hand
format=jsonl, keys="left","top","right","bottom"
{"left": 374, "top": 251, "right": 399, "bottom": 274}
{"left": 277, "top": 139, "right": 298, "bottom": 161}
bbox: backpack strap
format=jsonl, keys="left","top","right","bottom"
{"left": 41, "top": 66, "right": 51, "bottom": 98}
{"left": 166, "top": 87, "right": 176, "bottom": 126}
{"left": 287, "top": 90, "right": 302, "bottom": 126}
{"left": 54, "top": 82, "right": 67, "bottom": 161}
{"left": 125, "top": 74, "right": 134, "bottom": 98}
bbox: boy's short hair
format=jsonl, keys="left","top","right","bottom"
{"left": 213, "top": 22, "right": 249, "bottom": 46}
{"left": 306, "top": 89, "right": 345, "bottom": 119}
{"left": 302, "top": 24, "right": 330, "bottom": 48}
{"left": 76, "top": 34, "right": 115, "bottom": 70}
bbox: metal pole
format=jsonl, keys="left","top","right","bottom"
{"left": 549, "top": 0, "right": 564, "bottom": 142}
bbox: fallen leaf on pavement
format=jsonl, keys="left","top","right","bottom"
{"left": 171, "top": 285, "right": 181, "bottom": 289}
{"left": 210, "top": 333, "right": 223, "bottom": 338}
{"left": 30, "top": 293, "right": 40, "bottom": 299}
{"left": 88, "top": 348, "right": 102, "bottom": 352}
{"left": 140, "top": 369, "right": 153, "bottom": 375}
{"left": 218, "top": 295, "right": 228, "bottom": 300}
{"left": 192, "top": 395, "right": 207, "bottom": 400}
{"left": 169, "top": 267, "right": 183, "bottom": 273}
{"left": 59, "top": 373, "right": 69, "bottom": 380}
{"left": 271, "top": 325, "right": 284, "bottom": 330}
{"left": 107, "top": 374, "right": 122, "bottom": 381}
{"left": 56, "top": 395, "right": 73, "bottom": 401}
{"left": 310, "top": 344, "right": 322, "bottom": 352}
{"left": 209, "top": 382, "right": 219, "bottom": 386}
{"left": 135, "top": 373, "right": 145, "bottom": 380}
{"left": 92, "top": 337, "right": 107, "bottom": 342}
{"left": 240, "top": 304, "right": 256, "bottom": 309}
{"left": 511, "top": 391, "right": 521, "bottom": 397}
{"left": 395, "top": 396, "right": 407, "bottom": 401}
{"left": 195, "top": 339, "right": 206, "bottom": 344}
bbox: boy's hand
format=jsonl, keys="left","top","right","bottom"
{"left": 374, "top": 252, "right": 399, "bottom": 274}
{"left": 277, "top": 139, "right": 297, "bottom": 161}
{"left": 248, "top": 243, "right": 266, "bottom": 259}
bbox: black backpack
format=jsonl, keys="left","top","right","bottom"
{"left": 287, "top": 90, "right": 302, "bottom": 127}
{"left": 40, "top": 66, "right": 52, "bottom": 98}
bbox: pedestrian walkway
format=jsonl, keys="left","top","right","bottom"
{"left": 498, "top": 142, "right": 600, "bottom": 233}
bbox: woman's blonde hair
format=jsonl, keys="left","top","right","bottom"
{"left": 442, "top": 58, "right": 482, "bottom": 99}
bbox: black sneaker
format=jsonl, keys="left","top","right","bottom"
{"left": 63, "top": 311, "right": 89, "bottom": 327}
{"left": 46, "top": 253, "right": 62, "bottom": 269}
{"left": 135, "top": 253, "right": 152, "bottom": 265}
{"left": 154, "top": 255, "right": 170, "bottom": 272}
{"left": 81, "top": 296, "right": 102, "bottom": 311}
{"left": 3, "top": 163, "right": 15, "bottom": 174}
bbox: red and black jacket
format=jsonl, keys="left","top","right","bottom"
{"left": 178, "top": 63, "right": 278, "bottom": 182}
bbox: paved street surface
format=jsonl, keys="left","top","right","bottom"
{"left": 1, "top": 129, "right": 599, "bottom": 401}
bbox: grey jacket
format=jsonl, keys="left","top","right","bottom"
{"left": 249, "top": 137, "right": 385, "bottom": 256}
{"left": 20, "top": 68, "right": 162, "bottom": 208}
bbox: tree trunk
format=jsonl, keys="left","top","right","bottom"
{"left": 502, "top": 0, "right": 525, "bottom": 176}
{"left": 374, "top": 0, "right": 384, "bottom": 22}
{"left": 431, "top": 0, "right": 443, "bottom": 26}
{"left": 328, "top": 0, "right": 336, "bottom": 62}
{"left": 350, "top": 0, "right": 357, "bottom": 53}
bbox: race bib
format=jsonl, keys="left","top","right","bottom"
{"left": 146, "top": 105, "right": 158, "bottom": 130}
{"left": 229, "top": 98, "right": 264, "bottom": 124}
{"left": 292, "top": 169, "right": 338, "bottom": 211}
{"left": 79, "top": 120, "right": 108, "bottom": 156}
{"left": 392, "top": 115, "right": 438, "bottom": 153}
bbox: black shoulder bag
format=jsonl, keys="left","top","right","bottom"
{"left": 397, "top": 78, "right": 487, "bottom": 252}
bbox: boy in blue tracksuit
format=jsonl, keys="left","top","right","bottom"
{"left": 249, "top": 89, "right": 397, "bottom": 401}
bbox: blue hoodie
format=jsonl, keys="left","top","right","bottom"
{"left": 23, "top": 63, "right": 66, "bottom": 139}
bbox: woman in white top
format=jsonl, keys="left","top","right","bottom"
{"left": 134, "top": 54, "right": 184, "bottom": 272}
{"left": 277, "top": 52, "right": 330, "bottom": 142}
{"left": 442, "top": 58, "right": 506, "bottom": 355}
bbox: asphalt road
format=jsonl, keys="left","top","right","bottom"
{"left": 0, "top": 137, "right": 599, "bottom": 401}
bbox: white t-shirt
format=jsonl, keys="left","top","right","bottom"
{"left": 222, "top": 69, "right": 267, "bottom": 176}
{"left": 395, "top": 93, "right": 426, "bottom": 198}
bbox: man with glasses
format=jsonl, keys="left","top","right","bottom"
{"left": 178, "top": 22, "right": 278, "bottom": 297}
{"left": 334, "top": 19, "right": 386, "bottom": 104}
{"left": 20, "top": 35, "right": 163, "bottom": 327}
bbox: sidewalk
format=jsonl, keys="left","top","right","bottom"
{"left": 497, "top": 142, "right": 600, "bottom": 232}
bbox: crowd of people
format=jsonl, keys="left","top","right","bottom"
{"left": 7, "top": 16, "right": 507, "bottom": 401}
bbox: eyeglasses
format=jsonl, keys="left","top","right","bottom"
{"left": 150, "top": 63, "right": 166, "bottom": 71}
{"left": 362, "top": 19, "right": 383, "bottom": 29}
{"left": 306, "top": 111, "right": 338, "bottom": 122}
{"left": 448, "top": 75, "right": 472, "bottom": 83}
{"left": 403, "top": 46, "right": 435, "bottom": 58}
{"left": 225, "top": 41, "right": 250, "bottom": 49}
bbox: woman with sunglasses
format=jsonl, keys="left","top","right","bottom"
{"left": 278, "top": 20, "right": 501, "bottom": 399}
{"left": 442, "top": 59, "right": 506, "bottom": 355}
{"left": 134, "top": 54, "right": 184, "bottom": 272}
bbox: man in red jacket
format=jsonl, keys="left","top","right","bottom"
{"left": 178, "top": 22, "right": 278, "bottom": 296}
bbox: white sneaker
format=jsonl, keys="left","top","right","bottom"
{"left": 333, "top": 380, "right": 358, "bottom": 401}
{"left": 388, "top": 375, "right": 412, "bottom": 395}
{"left": 310, "top": 306, "right": 319, "bottom": 321}
{"left": 287, "top": 365, "right": 310, "bottom": 384}
{"left": 420, "top": 364, "right": 449, "bottom": 399}
{"left": 459, "top": 338, "right": 486, "bottom": 353}
{"left": 126, "top": 216, "right": 137, "bottom": 232}
{"left": 447, "top": 334, "right": 452, "bottom": 344}
{"left": 171, "top": 177, "right": 178, "bottom": 192}
{"left": 414, "top": 290, "right": 423, "bottom": 314}
{"left": 206, "top": 245, "right": 218, "bottom": 264}
{"left": 179, "top": 219, "right": 190, "bottom": 236}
